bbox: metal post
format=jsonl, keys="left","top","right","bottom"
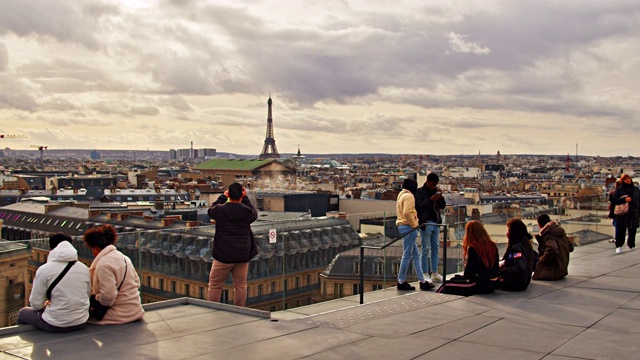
{"left": 442, "top": 224, "right": 448, "bottom": 285}
{"left": 359, "top": 246, "right": 365, "bottom": 304}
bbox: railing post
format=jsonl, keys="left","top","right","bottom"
{"left": 442, "top": 224, "right": 448, "bottom": 285}
{"left": 359, "top": 246, "right": 364, "bottom": 304}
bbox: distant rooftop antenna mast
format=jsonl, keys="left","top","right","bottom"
{"left": 259, "top": 95, "right": 280, "bottom": 159}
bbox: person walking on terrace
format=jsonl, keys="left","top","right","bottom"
{"left": 415, "top": 172, "right": 446, "bottom": 285}
{"left": 18, "top": 233, "right": 90, "bottom": 332}
{"left": 207, "top": 182, "right": 258, "bottom": 307}
{"left": 437, "top": 220, "right": 499, "bottom": 296}
{"left": 498, "top": 218, "right": 534, "bottom": 291}
{"left": 532, "top": 214, "right": 570, "bottom": 281}
{"left": 612, "top": 174, "right": 640, "bottom": 254}
{"left": 396, "top": 178, "right": 435, "bottom": 291}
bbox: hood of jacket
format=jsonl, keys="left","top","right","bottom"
{"left": 539, "top": 221, "right": 565, "bottom": 238}
{"left": 47, "top": 240, "right": 79, "bottom": 263}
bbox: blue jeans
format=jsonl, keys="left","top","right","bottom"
{"left": 420, "top": 223, "right": 440, "bottom": 274}
{"left": 398, "top": 225, "right": 425, "bottom": 283}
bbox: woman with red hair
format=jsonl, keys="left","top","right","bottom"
{"left": 437, "top": 220, "right": 499, "bottom": 296}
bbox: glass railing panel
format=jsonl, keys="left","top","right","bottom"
{"left": 1, "top": 188, "right": 617, "bottom": 328}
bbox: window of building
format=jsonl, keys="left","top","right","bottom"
{"left": 352, "top": 284, "right": 359, "bottom": 295}
{"left": 392, "top": 260, "right": 400, "bottom": 276}
{"left": 373, "top": 259, "right": 383, "bottom": 276}
{"left": 10, "top": 263, "right": 16, "bottom": 268}
{"left": 334, "top": 283, "right": 343, "bottom": 298}
{"left": 146, "top": 276, "right": 151, "bottom": 286}
{"left": 221, "top": 290, "right": 229, "bottom": 303}
{"left": 353, "top": 259, "right": 361, "bottom": 275}
{"left": 306, "top": 274, "right": 311, "bottom": 285}
{"left": 158, "top": 278, "right": 164, "bottom": 290}
{"left": 271, "top": 281, "right": 276, "bottom": 294}
{"left": 184, "top": 284, "right": 190, "bottom": 296}
{"left": 295, "top": 277, "right": 299, "bottom": 288}
{"left": 171, "top": 281, "right": 177, "bottom": 293}
{"left": 284, "top": 279, "right": 288, "bottom": 291}
{"left": 199, "top": 286, "right": 205, "bottom": 299}
{"left": 372, "top": 284, "right": 383, "bottom": 291}
{"left": 270, "top": 306, "right": 276, "bottom": 312}
{"left": 257, "top": 284, "right": 263, "bottom": 297}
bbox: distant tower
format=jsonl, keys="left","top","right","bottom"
{"left": 259, "top": 95, "right": 280, "bottom": 159}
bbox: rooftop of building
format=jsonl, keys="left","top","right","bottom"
{"left": 2, "top": 238, "right": 639, "bottom": 359}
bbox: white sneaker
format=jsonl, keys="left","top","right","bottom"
{"left": 616, "top": 247, "right": 622, "bottom": 254}
{"left": 423, "top": 274, "right": 434, "bottom": 284}
{"left": 432, "top": 273, "right": 443, "bottom": 282}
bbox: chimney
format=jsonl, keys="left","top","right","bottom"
{"left": 186, "top": 221, "right": 200, "bottom": 228}
{"left": 108, "top": 213, "right": 118, "bottom": 220}
{"left": 117, "top": 213, "right": 130, "bottom": 221}
{"left": 161, "top": 218, "right": 176, "bottom": 227}
{"left": 144, "top": 215, "right": 154, "bottom": 221}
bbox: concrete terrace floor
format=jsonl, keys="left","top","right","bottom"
{"left": 2, "top": 239, "right": 640, "bottom": 360}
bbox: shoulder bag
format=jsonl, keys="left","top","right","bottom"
{"left": 614, "top": 202, "right": 629, "bottom": 216}
{"left": 46, "top": 261, "right": 77, "bottom": 300}
{"left": 89, "top": 259, "right": 127, "bottom": 320}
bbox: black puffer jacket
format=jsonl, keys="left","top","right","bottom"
{"left": 208, "top": 196, "right": 258, "bottom": 264}
{"left": 415, "top": 185, "right": 446, "bottom": 225}
{"left": 612, "top": 184, "right": 640, "bottom": 229}
{"left": 499, "top": 242, "right": 534, "bottom": 291}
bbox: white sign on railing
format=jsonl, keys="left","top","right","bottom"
{"left": 269, "top": 229, "right": 277, "bottom": 244}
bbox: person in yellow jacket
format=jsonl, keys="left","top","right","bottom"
{"left": 396, "top": 178, "right": 434, "bottom": 291}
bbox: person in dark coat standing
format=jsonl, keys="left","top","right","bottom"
{"left": 498, "top": 218, "right": 534, "bottom": 291}
{"left": 207, "top": 182, "right": 258, "bottom": 307}
{"left": 415, "top": 173, "right": 447, "bottom": 284}
{"left": 532, "top": 214, "right": 570, "bottom": 281}
{"left": 612, "top": 174, "right": 640, "bottom": 254}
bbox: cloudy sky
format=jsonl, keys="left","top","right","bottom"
{"left": 1, "top": 0, "right": 639, "bottom": 156}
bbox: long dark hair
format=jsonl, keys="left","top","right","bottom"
{"left": 463, "top": 220, "right": 498, "bottom": 268}
{"left": 505, "top": 218, "right": 534, "bottom": 268}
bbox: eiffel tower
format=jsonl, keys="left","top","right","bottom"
{"left": 259, "top": 96, "right": 280, "bottom": 159}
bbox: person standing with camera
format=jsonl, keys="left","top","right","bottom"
{"left": 207, "top": 182, "right": 258, "bottom": 307}
{"left": 416, "top": 173, "right": 447, "bottom": 285}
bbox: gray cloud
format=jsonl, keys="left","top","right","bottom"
{"left": 0, "top": 0, "right": 107, "bottom": 49}
{"left": 0, "top": 43, "right": 7, "bottom": 71}
{"left": 1, "top": 0, "right": 639, "bottom": 155}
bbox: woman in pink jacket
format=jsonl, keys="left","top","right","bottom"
{"left": 83, "top": 225, "right": 144, "bottom": 325}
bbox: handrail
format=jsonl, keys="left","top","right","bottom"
{"left": 359, "top": 224, "right": 449, "bottom": 304}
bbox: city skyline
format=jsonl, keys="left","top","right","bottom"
{"left": 1, "top": 1, "right": 639, "bottom": 157}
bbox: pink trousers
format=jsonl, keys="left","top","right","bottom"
{"left": 207, "top": 261, "right": 249, "bottom": 307}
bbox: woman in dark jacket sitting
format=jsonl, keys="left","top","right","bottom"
{"left": 437, "top": 220, "right": 499, "bottom": 296}
{"left": 499, "top": 218, "right": 534, "bottom": 291}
